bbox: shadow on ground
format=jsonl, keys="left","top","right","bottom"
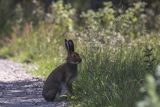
{"left": 0, "top": 78, "right": 67, "bottom": 107}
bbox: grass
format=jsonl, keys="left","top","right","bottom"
{"left": 71, "top": 41, "right": 159, "bottom": 107}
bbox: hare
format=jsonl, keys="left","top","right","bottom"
{"left": 42, "top": 39, "right": 82, "bottom": 102}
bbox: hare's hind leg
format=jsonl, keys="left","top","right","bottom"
{"left": 43, "top": 89, "right": 58, "bottom": 102}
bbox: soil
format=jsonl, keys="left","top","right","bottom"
{"left": 0, "top": 59, "right": 68, "bottom": 107}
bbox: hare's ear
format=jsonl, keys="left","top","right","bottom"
{"left": 68, "top": 39, "right": 74, "bottom": 52}
{"left": 65, "top": 39, "right": 70, "bottom": 53}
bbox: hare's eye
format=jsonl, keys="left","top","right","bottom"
{"left": 73, "top": 54, "right": 76, "bottom": 57}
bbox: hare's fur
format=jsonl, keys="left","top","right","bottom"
{"left": 42, "top": 39, "right": 81, "bottom": 102}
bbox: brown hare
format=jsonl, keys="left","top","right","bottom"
{"left": 42, "top": 39, "right": 82, "bottom": 102}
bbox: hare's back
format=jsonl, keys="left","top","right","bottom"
{"left": 45, "top": 64, "right": 67, "bottom": 83}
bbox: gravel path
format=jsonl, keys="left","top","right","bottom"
{"left": 0, "top": 59, "right": 67, "bottom": 107}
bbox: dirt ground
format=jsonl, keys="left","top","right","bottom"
{"left": 0, "top": 59, "right": 67, "bottom": 107}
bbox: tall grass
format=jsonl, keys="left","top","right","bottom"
{"left": 71, "top": 39, "right": 160, "bottom": 107}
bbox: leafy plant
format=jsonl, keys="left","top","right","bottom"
{"left": 137, "top": 65, "right": 160, "bottom": 107}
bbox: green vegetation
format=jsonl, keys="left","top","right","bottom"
{"left": 0, "top": 1, "right": 160, "bottom": 107}
{"left": 137, "top": 65, "right": 160, "bottom": 107}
